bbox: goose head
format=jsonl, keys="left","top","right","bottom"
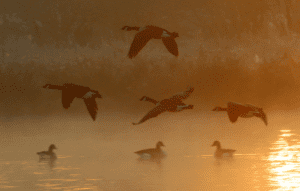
{"left": 43, "top": 84, "right": 51, "bottom": 88}
{"left": 172, "top": 32, "right": 179, "bottom": 38}
{"left": 186, "top": 105, "right": 194, "bottom": 109}
{"left": 211, "top": 141, "right": 220, "bottom": 147}
{"left": 156, "top": 141, "right": 165, "bottom": 148}
{"left": 92, "top": 90, "right": 102, "bottom": 99}
{"left": 49, "top": 144, "right": 57, "bottom": 151}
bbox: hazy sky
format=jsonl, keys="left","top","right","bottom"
{"left": 1, "top": 0, "right": 300, "bottom": 120}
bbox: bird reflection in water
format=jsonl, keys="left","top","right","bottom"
{"left": 39, "top": 157, "right": 57, "bottom": 169}
{"left": 267, "top": 129, "right": 300, "bottom": 190}
{"left": 136, "top": 155, "right": 165, "bottom": 167}
{"left": 37, "top": 144, "right": 58, "bottom": 169}
{"left": 213, "top": 156, "right": 236, "bottom": 167}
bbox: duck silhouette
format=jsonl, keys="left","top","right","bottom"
{"left": 211, "top": 141, "right": 236, "bottom": 158}
{"left": 37, "top": 144, "right": 57, "bottom": 160}
{"left": 135, "top": 141, "right": 165, "bottom": 159}
{"left": 122, "top": 25, "right": 179, "bottom": 58}
{"left": 43, "top": 83, "right": 102, "bottom": 121}
{"left": 212, "top": 102, "right": 267, "bottom": 126}
{"left": 133, "top": 86, "right": 194, "bottom": 125}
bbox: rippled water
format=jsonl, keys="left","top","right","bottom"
{"left": 1, "top": 114, "right": 300, "bottom": 191}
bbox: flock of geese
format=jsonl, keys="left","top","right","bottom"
{"left": 37, "top": 25, "right": 268, "bottom": 161}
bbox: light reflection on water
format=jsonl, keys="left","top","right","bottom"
{"left": 266, "top": 129, "right": 300, "bottom": 191}
{"left": 2, "top": 128, "right": 300, "bottom": 190}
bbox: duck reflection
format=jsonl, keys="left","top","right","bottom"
{"left": 267, "top": 130, "right": 300, "bottom": 190}
{"left": 136, "top": 156, "right": 165, "bottom": 166}
{"left": 37, "top": 144, "right": 58, "bottom": 169}
{"left": 38, "top": 157, "right": 56, "bottom": 169}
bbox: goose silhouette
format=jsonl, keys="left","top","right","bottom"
{"left": 135, "top": 141, "right": 165, "bottom": 159}
{"left": 43, "top": 83, "right": 102, "bottom": 121}
{"left": 37, "top": 144, "right": 57, "bottom": 160}
{"left": 211, "top": 141, "right": 236, "bottom": 158}
{"left": 133, "top": 86, "right": 194, "bottom": 125}
{"left": 122, "top": 25, "right": 179, "bottom": 58}
{"left": 212, "top": 102, "right": 267, "bottom": 126}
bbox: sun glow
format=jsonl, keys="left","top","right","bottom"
{"left": 266, "top": 130, "right": 300, "bottom": 190}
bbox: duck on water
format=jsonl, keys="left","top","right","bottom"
{"left": 135, "top": 141, "right": 166, "bottom": 159}
{"left": 211, "top": 141, "right": 236, "bottom": 158}
{"left": 37, "top": 144, "right": 57, "bottom": 160}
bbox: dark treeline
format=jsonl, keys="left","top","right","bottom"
{"left": 0, "top": 0, "right": 298, "bottom": 48}
{"left": 1, "top": 0, "right": 300, "bottom": 119}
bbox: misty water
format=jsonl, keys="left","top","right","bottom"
{"left": 3, "top": 1, "right": 300, "bottom": 190}
{"left": 1, "top": 111, "right": 300, "bottom": 191}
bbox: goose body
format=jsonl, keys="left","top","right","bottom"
{"left": 37, "top": 144, "right": 57, "bottom": 160}
{"left": 43, "top": 83, "right": 102, "bottom": 121}
{"left": 212, "top": 101, "right": 267, "bottom": 125}
{"left": 135, "top": 141, "right": 165, "bottom": 159}
{"left": 122, "top": 25, "right": 179, "bottom": 58}
{"left": 133, "top": 86, "right": 194, "bottom": 125}
{"left": 211, "top": 141, "right": 236, "bottom": 158}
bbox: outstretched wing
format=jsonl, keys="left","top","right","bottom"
{"left": 84, "top": 98, "right": 98, "bottom": 121}
{"left": 254, "top": 109, "right": 268, "bottom": 126}
{"left": 62, "top": 90, "right": 76, "bottom": 109}
{"left": 128, "top": 29, "right": 153, "bottom": 59}
{"left": 133, "top": 105, "right": 167, "bottom": 125}
{"left": 169, "top": 86, "right": 194, "bottom": 100}
{"left": 162, "top": 38, "right": 178, "bottom": 56}
{"left": 260, "top": 111, "right": 268, "bottom": 126}
{"left": 227, "top": 102, "right": 244, "bottom": 123}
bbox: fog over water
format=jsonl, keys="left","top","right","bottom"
{"left": 2, "top": 0, "right": 300, "bottom": 190}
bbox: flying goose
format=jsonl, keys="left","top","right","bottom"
{"left": 135, "top": 141, "right": 165, "bottom": 159}
{"left": 37, "top": 144, "right": 57, "bottom": 160}
{"left": 133, "top": 86, "right": 194, "bottom": 125}
{"left": 122, "top": 25, "right": 179, "bottom": 58}
{"left": 43, "top": 83, "right": 102, "bottom": 121}
{"left": 212, "top": 102, "right": 267, "bottom": 126}
{"left": 211, "top": 141, "right": 236, "bottom": 158}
